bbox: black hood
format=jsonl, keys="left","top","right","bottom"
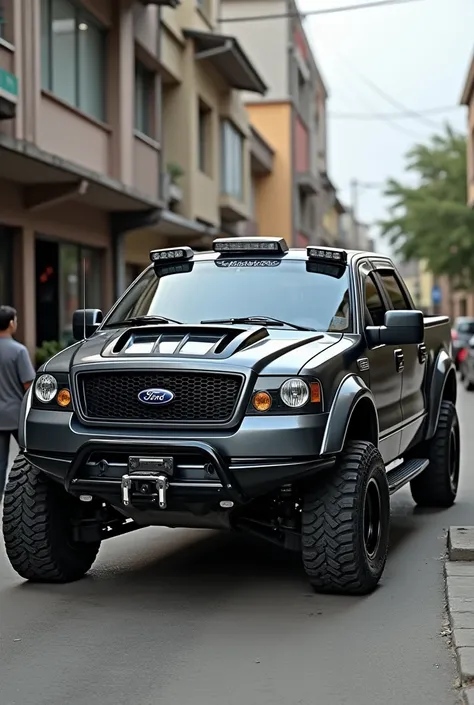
{"left": 44, "top": 323, "right": 343, "bottom": 376}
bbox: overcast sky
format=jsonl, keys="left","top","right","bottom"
{"left": 297, "top": 0, "right": 474, "bottom": 254}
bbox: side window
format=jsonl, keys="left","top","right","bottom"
{"left": 378, "top": 271, "right": 411, "bottom": 310}
{"left": 364, "top": 273, "right": 386, "bottom": 327}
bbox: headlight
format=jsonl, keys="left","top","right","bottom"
{"left": 35, "top": 374, "right": 58, "bottom": 403}
{"left": 280, "top": 378, "right": 310, "bottom": 408}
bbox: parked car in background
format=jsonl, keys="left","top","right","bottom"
{"left": 452, "top": 317, "right": 474, "bottom": 374}
{"left": 460, "top": 334, "right": 474, "bottom": 390}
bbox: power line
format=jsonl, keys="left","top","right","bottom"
{"left": 218, "top": 0, "right": 424, "bottom": 24}
{"left": 329, "top": 105, "right": 462, "bottom": 120}
{"left": 314, "top": 38, "right": 443, "bottom": 132}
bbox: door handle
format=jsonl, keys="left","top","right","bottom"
{"left": 394, "top": 348, "right": 404, "bottom": 373}
{"left": 418, "top": 343, "right": 428, "bottom": 364}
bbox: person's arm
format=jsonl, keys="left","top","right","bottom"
{"left": 16, "top": 347, "right": 36, "bottom": 392}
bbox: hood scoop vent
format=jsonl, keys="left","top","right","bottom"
{"left": 105, "top": 324, "right": 270, "bottom": 359}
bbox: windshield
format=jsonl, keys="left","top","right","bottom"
{"left": 103, "top": 258, "right": 352, "bottom": 333}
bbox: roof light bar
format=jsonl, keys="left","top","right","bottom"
{"left": 150, "top": 246, "right": 194, "bottom": 263}
{"left": 213, "top": 237, "right": 289, "bottom": 254}
{"left": 307, "top": 246, "right": 347, "bottom": 264}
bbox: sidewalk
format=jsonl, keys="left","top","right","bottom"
{"left": 446, "top": 527, "right": 474, "bottom": 703}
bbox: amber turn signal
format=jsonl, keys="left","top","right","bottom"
{"left": 310, "top": 382, "right": 321, "bottom": 404}
{"left": 252, "top": 391, "right": 272, "bottom": 412}
{"left": 57, "top": 388, "right": 72, "bottom": 407}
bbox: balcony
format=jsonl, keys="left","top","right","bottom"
{"left": 250, "top": 126, "right": 274, "bottom": 176}
{"left": 297, "top": 171, "right": 318, "bottom": 196}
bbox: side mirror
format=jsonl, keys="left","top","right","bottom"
{"left": 72, "top": 309, "right": 103, "bottom": 341}
{"left": 366, "top": 310, "right": 424, "bottom": 347}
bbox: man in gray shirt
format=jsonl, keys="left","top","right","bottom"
{"left": 0, "top": 306, "right": 36, "bottom": 500}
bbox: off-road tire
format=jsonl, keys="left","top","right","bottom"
{"left": 2, "top": 455, "right": 101, "bottom": 583}
{"left": 302, "top": 440, "right": 390, "bottom": 596}
{"left": 409, "top": 400, "right": 460, "bottom": 508}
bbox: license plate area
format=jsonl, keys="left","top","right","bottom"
{"left": 121, "top": 456, "right": 174, "bottom": 509}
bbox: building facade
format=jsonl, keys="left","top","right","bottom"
{"left": 124, "top": 0, "right": 268, "bottom": 276}
{"left": 0, "top": 0, "right": 267, "bottom": 359}
{"left": 220, "top": 0, "right": 334, "bottom": 247}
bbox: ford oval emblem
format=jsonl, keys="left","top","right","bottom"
{"left": 137, "top": 388, "right": 175, "bottom": 405}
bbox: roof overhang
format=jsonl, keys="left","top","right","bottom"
{"left": 0, "top": 133, "right": 165, "bottom": 231}
{"left": 154, "top": 210, "right": 219, "bottom": 237}
{"left": 183, "top": 29, "right": 267, "bottom": 95}
{"left": 320, "top": 170, "right": 336, "bottom": 194}
{"left": 297, "top": 171, "right": 318, "bottom": 196}
{"left": 461, "top": 53, "right": 474, "bottom": 105}
{"left": 250, "top": 126, "right": 274, "bottom": 175}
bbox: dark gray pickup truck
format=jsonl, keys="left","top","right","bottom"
{"left": 3, "top": 237, "right": 458, "bottom": 595}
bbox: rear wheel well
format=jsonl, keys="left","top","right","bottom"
{"left": 442, "top": 370, "right": 457, "bottom": 405}
{"left": 345, "top": 398, "right": 378, "bottom": 448}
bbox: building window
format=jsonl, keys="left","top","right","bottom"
{"left": 41, "top": 0, "right": 106, "bottom": 121}
{"left": 198, "top": 99, "right": 211, "bottom": 174}
{"left": 378, "top": 271, "right": 411, "bottom": 310}
{"left": 220, "top": 119, "right": 243, "bottom": 201}
{"left": 35, "top": 238, "right": 103, "bottom": 347}
{"left": 0, "top": 0, "right": 13, "bottom": 43}
{"left": 0, "top": 1, "right": 5, "bottom": 40}
{"left": 297, "top": 189, "right": 309, "bottom": 233}
{"left": 135, "top": 60, "right": 155, "bottom": 138}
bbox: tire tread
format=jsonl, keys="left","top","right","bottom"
{"left": 2, "top": 455, "right": 100, "bottom": 583}
{"left": 302, "top": 441, "right": 389, "bottom": 596}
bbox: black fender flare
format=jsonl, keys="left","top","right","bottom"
{"left": 320, "top": 374, "right": 379, "bottom": 455}
{"left": 425, "top": 349, "right": 456, "bottom": 440}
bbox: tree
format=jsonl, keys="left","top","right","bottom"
{"left": 379, "top": 124, "right": 474, "bottom": 290}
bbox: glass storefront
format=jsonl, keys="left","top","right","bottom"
{"left": 35, "top": 237, "right": 103, "bottom": 347}
{"left": 0, "top": 226, "right": 13, "bottom": 307}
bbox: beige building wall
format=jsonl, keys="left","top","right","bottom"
{"left": 0, "top": 0, "right": 175, "bottom": 358}
{"left": 219, "top": 0, "right": 289, "bottom": 102}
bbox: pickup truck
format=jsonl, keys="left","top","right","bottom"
{"left": 2, "top": 237, "right": 459, "bottom": 596}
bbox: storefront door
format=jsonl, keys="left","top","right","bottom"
{"left": 36, "top": 237, "right": 103, "bottom": 348}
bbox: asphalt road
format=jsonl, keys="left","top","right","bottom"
{"left": 2, "top": 385, "right": 473, "bottom": 705}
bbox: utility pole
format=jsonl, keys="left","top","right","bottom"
{"left": 350, "top": 179, "right": 358, "bottom": 247}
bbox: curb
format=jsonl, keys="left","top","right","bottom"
{"left": 446, "top": 527, "right": 474, "bottom": 704}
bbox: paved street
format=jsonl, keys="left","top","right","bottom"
{"left": 1, "top": 386, "right": 474, "bottom": 705}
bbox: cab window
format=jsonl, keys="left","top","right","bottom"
{"left": 378, "top": 270, "right": 411, "bottom": 310}
{"left": 364, "top": 273, "right": 386, "bottom": 327}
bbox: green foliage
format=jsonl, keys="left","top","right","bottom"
{"left": 167, "top": 162, "right": 185, "bottom": 183}
{"left": 35, "top": 340, "right": 65, "bottom": 369}
{"left": 379, "top": 124, "right": 474, "bottom": 290}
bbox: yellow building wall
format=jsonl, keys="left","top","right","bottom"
{"left": 246, "top": 102, "right": 292, "bottom": 243}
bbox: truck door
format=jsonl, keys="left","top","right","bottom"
{"left": 359, "top": 264, "right": 403, "bottom": 463}
{"left": 374, "top": 267, "right": 426, "bottom": 454}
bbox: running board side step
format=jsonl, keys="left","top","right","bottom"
{"left": 386, "top": 458, "right": 429, "bottom": 495}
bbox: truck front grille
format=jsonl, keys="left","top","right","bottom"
{"left": 77, "top": 371, "right": 243, "bottom": 424}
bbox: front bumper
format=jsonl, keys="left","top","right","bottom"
{"left": 22, "top": 408, "right": 333, "bottom": 507}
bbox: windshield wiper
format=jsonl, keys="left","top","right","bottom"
{"left": 108, "top": 315, "right": 182, "bottom": 327}
{"left": 200, "top": 316, "right": 315, "bottom": 332}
